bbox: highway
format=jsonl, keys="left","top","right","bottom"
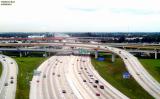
{"left": 1, "top": 42, "right": 160, "bottom": 98}
{"left": 0, "top": 54, "right": 18, "bottom": 99}
{"left": 30, "top": 55, "right": 129, "bottom": 99}
{"left": 105, "top": 46, "right": 160, "bottom": 98}
{"left": 27, "top": 42, "right": 160, "bottom": 98}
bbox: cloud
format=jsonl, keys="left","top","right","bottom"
{"left": 0, "top": 0, "right": 160, "bottom": 32}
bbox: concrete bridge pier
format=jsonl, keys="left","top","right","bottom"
{"left": 155, "top": 50, "right": 157, "bottom": 59}
{"left": 19, "top": 52, "right": 22, "bottom": 57}
{"left": 111, "top": 53, "right": 115, "bottom": 62}
{"left": 95, "top": 50, "right": 98, "bottom": 59}
{"left": 43, "top": 52, "right": 47, "bottom": 57}
{"left": 24, "top": 51, "right": 28, "bottom": 56}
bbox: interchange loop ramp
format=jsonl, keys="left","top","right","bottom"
{"left": 30, "top": 55, "right": 129, "bottom": 99}
{"left": 0, "top": 55, "right": 18, "bottom": 99}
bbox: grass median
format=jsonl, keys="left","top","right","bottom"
{"left": 14, "top": 57, "right": 47, "bottom": 99}
{"left": 91, "top": 55, "right": 153, "bottom": 99}
{"left": 139, "top": 59, "right": 160, "bottom": 83}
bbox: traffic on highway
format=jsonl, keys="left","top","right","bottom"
{"left": 0, "top": 42, "right": 160, "bottom": 99}
{"left": 30, "top": 55, "right": 129, "bottom": 99}
{"left": 0, "top": 55, "right": 18, "bottom": 99}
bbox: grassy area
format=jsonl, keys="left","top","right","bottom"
{"left": 91, "top": 55, "right": 153, "bottom": 99}
{"left": 139, "top": 59, "right": 160, "bottom": 83}
{"left": 14, "top": 57, "right": 47, "bottom": 99}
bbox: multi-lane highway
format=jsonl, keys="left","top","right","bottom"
{"left": 30, "top": 55, "right": 129, "bottom": 99}
{"left": 0, "top": 42, "right": 160, "bottom": 98}
{"left": 0, "top": 55, "right": 18, "bottom": 99}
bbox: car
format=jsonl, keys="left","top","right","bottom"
{"left": 91, "top": 77, "right": 94, "bottom": 79}
{"left": 60, "top": 61, "right": 62, "bottom": 63}
{"left": 2, "top": 56, "right": 5, "bottom": 58}
{"left": 83, "top": 80, "right": 86, "bottom": 82}
{"left": 52, "top": 73, "right": 55, "bottom": 75}
{"left": 10, "top": 76, "right": 14, "bottom": 79}
{"left": 62, "top": 90, "right": 66, "bottom": 93}
{"left": 77, "top": 59, "right": 79, "bottom": 61}
{"left": 119, "top": 51, "right": 121, "bottom": 54}
{"left": 3, "top": 59, "right": 6, "bottom": 61}
{"left": 37, "top": 80, "right": 39, "bottom": 83}
{"left": 4, "top": 83, "right": 8, "bottom": 86}
{"left": 84, "top": 68, "right": 87, "bottom": 70}
{"left": 10, "top": 80, "right": 14, "bottom": 84}
{"left": 83, "top": 61, "right": 85, "bottom": 62}
{"left": 125, "top": 57, "right": 127, "bottom": 59}
{"left": 57, "top": 74, "right": 60, "bottom": 77}
{"left": 80, "top": 67, "right": 83, "bottom": 69}
{"left": 89, "top": 81, "right": 93, "bottom": 83}
{"left": 96, "top": 93, "right": 100, "bottom": 96}
{"left": 43, "top": 74, "right": 46, "bottom": 78}
{"left": 100, "top": 85, "right": 104, "bottom": 89}
{"left": 78, "top": 72, "right": 81, "bottom": 74}
{"left": 89, "top": 75, "right": 93, "bottom": 77}
{"left": 11, "top": 62, "right": 13, "bottom": 64}
{"left": 93, "top": 85, "right": 97, "bottom": 88}
{"left": 95, "top": 80, "right": 99, "bottom": 84}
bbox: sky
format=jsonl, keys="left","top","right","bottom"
{"left": 0, "top": 0, "right": 160, "bottom": 32}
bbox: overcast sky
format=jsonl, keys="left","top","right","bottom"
{"left": 0, "top": 0, "right": 160, "bottom": 32}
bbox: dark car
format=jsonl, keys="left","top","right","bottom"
{"left": 125, "top": 57, "right": 127, "bottom": 59}
{"left": 96, "top": 93, "right": 100, "bottom": 96}
{"left": 95, "top": 80, "right": 99, "bottom": 84}
{"left": 52, "top": 72, "right": 55, "bottom": 75}
{"left": 100, "top": 85, "right": 104, "bottom": 89}
{"left": 93, "top": 85, "right": 97, "bottom": 88}
{"left": 4, "top": 83, "right": 8, "bottom": 86}
{"left": 11, "top": 62, "right": 13, "bottom": 64}
{"left": 37, "top": 80, "right": 39, "bottom": 83}
{"left": 10, "top": 80, "right": 14, "bottom": 84}
{"left": 62, "top": 90, "right": 66, "bottom": 93}
{"left": 83, "top": 80, "right": 86, "bottom": 82}
{"left": 10, "top": 76, "right": 14, "bottom": 79}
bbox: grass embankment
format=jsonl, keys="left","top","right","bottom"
{"left": 15, "top": 57, "right": 47, "bottom": 99}
{"left": 91, "top": 54, "right": 153, "bottom": 99}
{"left": 139, "top": 59, "right": 160, "bottom": 83}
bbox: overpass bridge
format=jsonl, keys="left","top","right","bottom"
{"left": 0, "top": 43, "right": 159, "bottom": 59}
